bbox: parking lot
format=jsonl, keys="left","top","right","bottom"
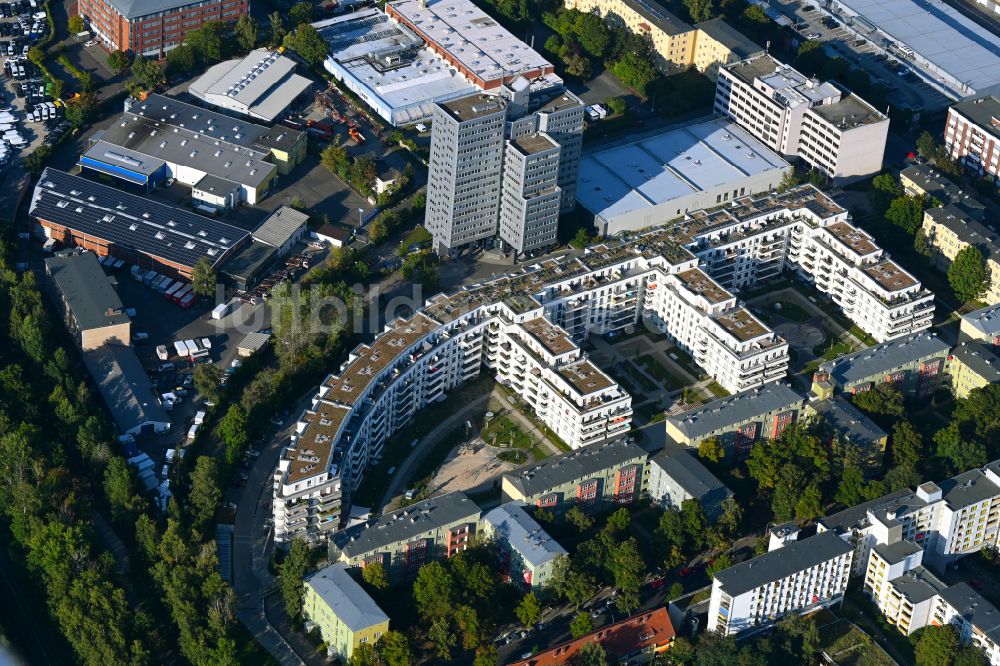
{"left": 770, "top": 0, "right": 952, "bottom": 112}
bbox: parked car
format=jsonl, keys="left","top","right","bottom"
{"left": 806, "top": 32, "right": 820, "bottom": 40}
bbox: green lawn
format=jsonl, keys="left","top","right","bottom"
{"left": 401, "top": 225, "right": 432, "bottom": 249}
{"left": 815, "top": 337, "right": 854, "bottom": 360}
{"left": 664, "top": 347, "right": 702, "bottom": 380}
{"left": 706, "top": 381, "right": 730, "bottom": 399}
{"left": 481, "top": 413, "right": 534, "bottom": 450}
{"left": 635, "top": 355, "right": 686, "bottom": 391}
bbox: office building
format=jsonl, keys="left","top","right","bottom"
{"left": 188, "top": 49, "right": 312, "bottom": 123}
{"left": 314, "top": 0, "right": 557, "bottom": 126}
{"left": 707, "top": 530, "right": 854, "bottom": 636}
{"left": 303, "top": 563, "right": 390, "bottom": 660}
{"left": 945, "top": 97, "right": 1000, "bottom": 183}
{"left": 44, "top": 251, "right": 131, "bottom": 350}
{"left": 814, "top": 332, "right": 951, "bottom": 397}
{"left": 576, "top": 118, "right": 790, "bottom": 236}
{"left": 565, "top": 0, "right": 762, "bottom": 81}
{"left": 508, "top": 607, "right": 675, "bottom": 665}
{"left": 500, "top": 439, "right": 648, "bottom": 512}
{"left": 425, "top": 85, "right": 584, "bottom": 255}
{"left": 94, "top": 94, "right": 306, "bottom": 205}
{"left": 648, "top": 443, "right": 732, "bottom": 519}
{"left": 948, "top": 340, "right": 1000, "bottom": 398}
{"left": 79, "top": 0, "right": 248, "bottom": 58}
{"left": 326, "top": 492, "right": 480, "bottom": 580}
{"left": 715, "top": 54, "right": 889, "bottom": 181}
{"left": 665, "top": 383, "right": 804, "bottom": 453}
{"left": 923, "top": 205, "right": 1000, "bottom": 305}
{"left": 825, "top": 0, "right": 1000, "bottom": 100}
{"left": 30, "top": 168, "right": 250, "bottom": 279}
{"left": 480, "top": 501, "right": 567, "bottom": 590}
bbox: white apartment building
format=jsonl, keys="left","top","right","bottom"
{"left": 707, "top": 529, "right": 854, "bottom": 636}
{"left": 716, "top": 54, "right": 889, "bottom": 181}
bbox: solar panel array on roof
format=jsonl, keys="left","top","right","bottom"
{"left": 30, "top": 168, "right": 250, "bottom": 270}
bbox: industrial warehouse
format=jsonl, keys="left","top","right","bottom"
{"left": 30, "top": 168, "right": 251, "bottom": 278}
{"left": 87, "top": 94, "right": 307, "bottom": 206}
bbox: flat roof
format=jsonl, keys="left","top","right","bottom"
{"left": 864, "top": 259, "right": 917, "bottom": 292}
{"left": 714, "top": 531, "right": 853, "bottom": 597}
{"left": 81, "top": 140, "right": 166, "bottom": 178}
{"left": 873, "top": 539, "right": 921, "bottom": 564}
{"left": 482, "top": 501, "right": 567, "bottom": 568}
{"left": 502, "top": 439, "right": 648, "bottom": 498}
{"left": 519, "top": 317, "right": 576, "bottom": 356}
{"left": 323, "top": 314, "right": 438, "bottom": 407}
{"left": 438, "top": 93, "right": 506, "bottom": 122}
{"left": 82, "top": 344, "right": 169, "bottom": 433}
{"left": 576, "top": 118, "right": 789, "bottom": 222}
{"left": 809, "top": 94, "right": 887, "bottom": 129}
{"left": 253, "top": 206, "right": 309, "bottom": 249}
{"left": 219, "top": 241, "right": 276, "bottom": 282}
{"left": 824, "top": 221, "right": 879, "bottom": 256}
{"left": 821, "top": 331, "right": 951, "bottom": 385}
{"left": 835, "top": 0, "right": 1000, "bottom": 96}
{"left": 952, "top": 96, "right": 1000, "bottom": 141}
{"left": 939, "top": 583, "right": 1000, "bottom": 635}
{"left": 285, "top": 400, "right": 350, "bottom": 485}
{"left": 188, "top": 49, "right": 312, "bottom": 122}
{"left": 652, "top": 443, "right": 732, "bottom": 503}
{"left": 45, "top": 252, "right": 129, "bottom": 330}
{"left": 818, "top": 489, "right": 913, "bottom": 533}
{"left": 193, "top": 173, "right": 239, "bottom": 195}
{"left": 666, "top": 383, "right": 804, "bottom": 440}
{"left": 726, "top": 54, "right": 840, "bottom": 108}
{"left": 677, "top": 268, "right": 729, "bottom": 304}
{"left": 939, "top": 468, "right": 1000, "bottom": 510}
{"left": 888, "top": 565, "right": 948, "bottom": 603}
{"left": 694, "top": 18, "right": 764, "bottom": 59}
{"left": 305, "top": 563, "right": 389, "bottom": 632}
{"left": 30, "top": 169, "right": 250, "bottom": 270}
{"left": 511, "top": 133, "right": 558, "bottom": 156}
{"left": 556, "top": 359, "right": 614, "bottom": 395}
{"left": 714, "top": 307, "right": 769, "bottom": 342}
{"left": 330, "top": 491, "right": 480, "bottom": 558}
{"left": 387, "top": 0, "right": 553, "bottom": 84}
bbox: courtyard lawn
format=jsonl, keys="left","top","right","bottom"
{"left": 815, "top": 336, "right": 854, "bottom": 360}
{"left": 635, "top": 355, "right": 687, "bottom": 391}
{"left": 664, "top": 347, "right": 701, "bottom": 380}
{"left": 481, "top": 413, "right": 534, "bottom": 450}
{"left": 401, "top": 225, "right": 432, "bottom": 249}
{"left": 706, "top": 381, "right": 730, "bottom": 399}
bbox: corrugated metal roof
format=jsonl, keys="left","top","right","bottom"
{"left": 253, "top": 206, "right": 309, "bottom": 248}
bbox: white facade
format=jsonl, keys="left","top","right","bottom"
{"left": 707, "top": 531, "right": 854, "bottom": 636}
{"left": 716, "top": 54, "right": 889, "bottom": 181}
{"left": 498, "top": 134, "right": 561, "bottom": 255}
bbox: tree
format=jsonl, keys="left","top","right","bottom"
{"left": 949, "top": 245, "right": 989, "bottom": 303}
{"left": 872, "top": 172, "right": 901, "bottom": 196}
{"left": 717, "top": 497, "right": 743, "bottom": 535}
{"left": 777, "top": 169, "right": 801, "bottom": 193}
{"left": 566, "top": 505, "right": 594, "bottom": 531}
{"left": 269, "top": 11, "right": 286, "bottom": 46}
{"left": 428, "top": 616, "right": 456, "bottom": 659}
{"left": 108, "top": 50, "right": 131, "bottom": 75}
{"left": 796, "top": 40, "right": 824, "bottom": 75}
{"left": 289, "top": 1, "right": 313, "bottom": 27}
{"left": 49, "top": 78, "right": 65, "bottom": 101}
{"left": 473, "top": 645, "right": 498, "bottom": 666}
{"left": 572, "top": 642, "right": 608, "bottom": 666}
{"left": 916, "top": 131, "right": 938, "bottom": 160}
{"left": 742, "top": 5, "right": 769, "bottom": 22}
{"left": 795, "top": 483, "right": 823, "bottom": 521}
{"left": 378, "top": 630, "right": 412, "bottom": 666}
{"left": 347, "top": 644, "right": 380, "bottom": 666}
{"left": 189, "top": 456, "right": 221, "bottom": 529}
{"left": 697, "top": 436, "right": 725, "bottom": 463}
{"left": 164, "top": 44, "right": 196, "bottom": 78}
{"left": 570, "top": 227, "right": 593, "bottom": 249}
{"left": 680, "top": 499, "right": 707, "bottom": 550}
{"left": 852, "top": 382, "right": 905, "bottom": 417}
{"left": 185, "top": 21, "right": 226, "bottom": 64}
{"left": 69, "top": 14, "right": 86, "bottom": 33}
{"left": 130, "top": 55, "right": 162, "bottom": 89}
{"left": 219, "top": 404, "right": 249, "bottom": 464}
{"left": 914, "top": 229, "right": 932, "bottom": 257}
{"left": 606, "top": 96, "right": 627, "bottom": 115}
{"left": 885, "top": 195, "right": 925, "bottom": 235}
{"left": 362, "top": 560, "right": 389, "bottom": 590}
{"left": 570, "top": 611, "right": 593, "bottom": 638}
{"left": 606, "top": 507, "right": 630, "bottom": 533}
{"left": 292, "top": 23, "right": 329, "bottom": 65}
{"left": 413, "top": 561, "right": 455, "bottom": 622}
{"left": 235, "top": 15, "right": 258, "bottom": 53}
{"left": 573, "top": 11, "right": 610, "bottom": 58}
{"left": 191, "top": 256, "right": 216, "bottom": 297}
{"left": 835, "top": 461, "right": 868, "bottom": 507}
{"left": 368, "top": 217, "right": 388, "bottom": 243}
{"left": 63, "top": 92, "right": 100, "bottom": 128}
{"left": 516, "top": 592, "right": 542, "bottom": 627}
{"left": 401, "top": 251, "right": 440, "bottom": 289}
{"left": 914, "top": 625, "right": 960, "bottom": 666}
{"left": 104, "top": 456, "right": 142, "bottom": 521}
{"left": 193, "top": 363, "right": 222, "bottom": 403}
{"left": 683, "top": 0, "right": 714, "bottom": 22}
{"left": 278, "top": 539, "right": 310, "bottom": 618}
{"left": 705, "top": 553, "right": 731, "bottom": 579}
{"left": 610, "top": 52, "right": 658, "bottom": 95}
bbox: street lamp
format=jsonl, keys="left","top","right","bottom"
{"left": 358, "top": 207, "right": 364, "bottom": 227}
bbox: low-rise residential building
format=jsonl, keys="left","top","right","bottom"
{"left": 647, "top": 444, "right": 732, "bottom": 519}
{"left": 691, "top": 17, "right": 765, "bottom": 81}
{"left": 665, "top": 383, "right": 805, "bottom": 454}
{"left": 707, "top": 530, "right": 854, "bottom": 636}
{"left": 813, "top": 331, "right": 951, "bottom": 398}
{"left": 507, "top": 607, "right": 675, "bottom": 665}
{"left": 44, "top": 251, "right": 131, "bottom": 350}
{"left": 900, "top": 164, "right": 987, "bottom": 220}
{"left": 810, "top": 396, "right": 888, "bottom": 473}
{"left": 945, "top": 96, "right": 1000, "bottom": 184}
{"left": 922, "top": 204, "right": 1000, "bottom": 306}
{"left": 500, "top": 439, "right": 649, "bottom": 512}
{"left": 715, "top": 54, "right": 889, "bottom": 181}
{"left": 303, "top": 563, "right": 390, "bottom": 660}
{"left": 480, "top": 501, "right": 567, "bottom": 590}
{"left": 960, "top": 303, "right": 1000, "bottom": 342}
{"left": 948, "top": 340, "right": 1000, "bottom": 398}
{"left": 327, "top": 492, "right": 480, "bottom": 580}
